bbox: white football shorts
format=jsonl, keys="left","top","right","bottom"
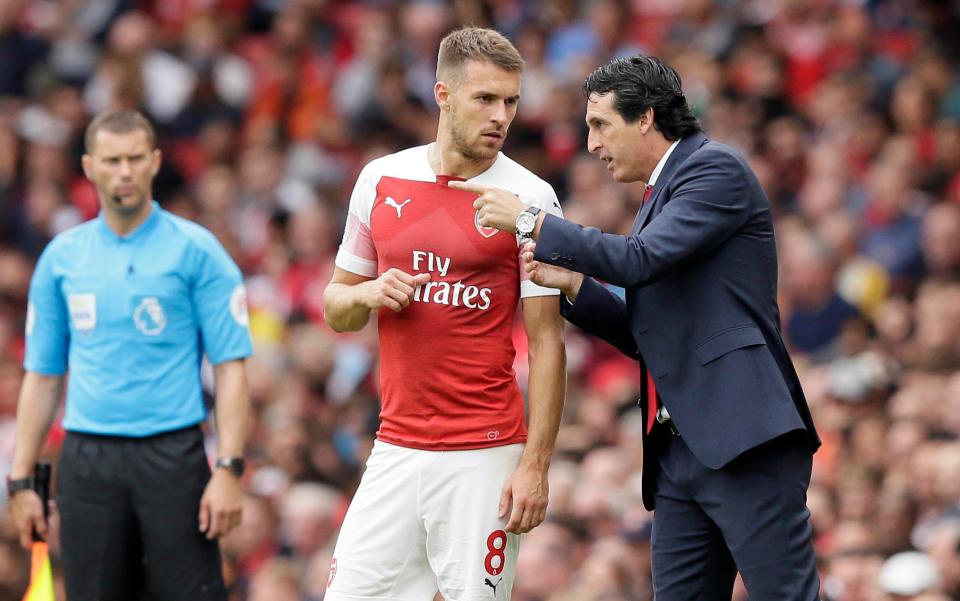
{"left": 324, "top": 440, "right": 524, "bottom": 601}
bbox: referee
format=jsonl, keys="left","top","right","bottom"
{"left": 7, "top": 110, "right": 253, "bottom": 600}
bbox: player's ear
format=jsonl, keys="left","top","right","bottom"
{"left": 435, "top": 81, "right": 451, "bottom": 111}
{"left": 150, "top": 148, "right": 162, "bottom": 177}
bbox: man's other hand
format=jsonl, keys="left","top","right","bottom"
{"left": 10, "top": 489, "right": 47, "bottom": 549}
{"left": 199, "top": 469, "right": 243, "bottom": 539}
{"left": 522, "top": 243, "right": 584, "bottom": 300}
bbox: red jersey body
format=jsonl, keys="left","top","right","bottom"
{"left": 335, "top": 145, "right": 562, "bottom": 450}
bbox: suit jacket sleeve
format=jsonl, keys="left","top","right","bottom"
{"left": 535, "top": 148, "right": 754, "bottom": 288}
{"left": 561, "top": 277, "right": 640, "bottom": 360}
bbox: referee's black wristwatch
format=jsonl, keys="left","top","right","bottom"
{"left": 215, "top": 457, "right": 245, "bottom": 478}
{"left": 6, "top": 476, "right": 33, "bottom": 498}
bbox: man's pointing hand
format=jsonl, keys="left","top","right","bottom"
{"left": 448, "top": 180, "right": 526, "bottom": 233}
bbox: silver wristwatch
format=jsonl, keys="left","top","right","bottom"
{"left": 515, "top": 206, "right": 541, "bottom": 239}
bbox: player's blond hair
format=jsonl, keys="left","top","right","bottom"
{"left": 436, "top": 27, "right": 523, "bottom": 84}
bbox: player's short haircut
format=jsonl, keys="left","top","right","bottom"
{"left": 84, "top": 109, "right": 157, "bottom": 154}
{"left": 436, "top": 27, "right": 523, "bottom": 84}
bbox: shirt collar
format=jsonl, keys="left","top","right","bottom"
{"left": 648, "top": 139, "right": 681, "bottom": 188}
{"left": 98, "top": 201, "right": 161, "bottom": 243}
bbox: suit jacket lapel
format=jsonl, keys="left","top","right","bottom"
{"left": 634, "top": 132, "right": 708, "bottom": 232}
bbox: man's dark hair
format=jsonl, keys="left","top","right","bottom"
{"left": 84, "top": 109, "right": 157, "bottom": 154}
{"left": 583, "top": 56, "right": 702, "bottom": 140}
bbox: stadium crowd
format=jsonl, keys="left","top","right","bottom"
{"left": 1, "top": 0, "right": 960, "bottom": 599}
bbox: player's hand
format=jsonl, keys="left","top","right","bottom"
{"left": 358, "top": 268, "right": 431, "bottom": 312}
{"left": 10, "top": 489, "right": 47, "bottom": 549}
{"left": 521, "top": 243, "right": 584, "bottom": 300}
{"left": 199, "top": 469, "right": 243, "bottom": 540}
{"left": 499, "top": 461, "right": 549, "bottom": 534}
{"left": 448, "top": 180, "right": 525, "bottom": 233}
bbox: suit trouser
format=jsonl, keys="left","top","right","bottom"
{"left": 650, "top": 427, "right": 820, "bottom": 601}
{"left": 57, "top": 426, "right": 228, "bottom": 601}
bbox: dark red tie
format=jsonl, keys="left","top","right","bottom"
{"left": 642, "top": 184, "right": 658, "bottom": 434}
{"left": 645, "top": 370, "right": 658, "bottom": 434}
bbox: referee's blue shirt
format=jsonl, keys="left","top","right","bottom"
{"left": 24, "top": 202, "right": 254, "bottom": 436}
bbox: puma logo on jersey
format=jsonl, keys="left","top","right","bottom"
{"left": 485, "top": 577, "right": 502, "bottom": 596}
{"left": 385, "top": 196, "right": 412, "bottom": 218}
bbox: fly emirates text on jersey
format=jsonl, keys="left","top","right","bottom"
{"left": 411, "top": 250, "right": 493, "bottom": 311}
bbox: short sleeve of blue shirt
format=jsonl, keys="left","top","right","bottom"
{"left": 190, "top": 236, "right": 253, "bottom": 365}
{"left": 24, "top": 244, "right": 69, "bottom": 375}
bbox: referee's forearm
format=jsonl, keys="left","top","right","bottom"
{"left": 11, "top": 372, "right": 63, "bottom": 478}
{"left": 522, "top": 338, "right": 566, "bottom": 470}
{"left": 212, "top": 359, "right": 250, "bottom": 458}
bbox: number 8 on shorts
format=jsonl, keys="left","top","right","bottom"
{"left": 485, "top": 529, "right": 508, "bottom": 575}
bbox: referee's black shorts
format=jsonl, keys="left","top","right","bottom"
{"left": 57, "top": 425, "right": 228, "bottom": 601}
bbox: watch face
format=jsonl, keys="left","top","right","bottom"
{"left": 517, "top": 212, "right": 536, "bottom": 234}
{"left": 218, "top": 458, "right": 245, "bottom": 477}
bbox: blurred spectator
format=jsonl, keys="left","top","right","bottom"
{"left": 921, "top": 202, "right": 960, "bottom": 281}
{"left": 781, "top": 229, "right": 862, "bottom": 359}
{"left": 278, "top": 482, "right": 344, "bottom": 562}
{"left": 247, "top": 558, "right": 302, "bottom": 601}
{"left": 878, "top": 551, "right": 941, "bottom": 599}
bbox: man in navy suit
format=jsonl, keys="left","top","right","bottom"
{"left": 452, "top": 56, "right": 821, "bottom": 600}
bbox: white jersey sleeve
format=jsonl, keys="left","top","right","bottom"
{"left": 335, "top": 165, "right": 379, "bottom": 278}
{"left": 519, "top": 184, "right": 564, "bottom": 298}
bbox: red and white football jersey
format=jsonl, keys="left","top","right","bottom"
{"left": 335, "top": 145, "right": 563, "bottom": 450}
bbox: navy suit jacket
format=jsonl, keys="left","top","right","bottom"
{"left": 535, "top": 133, "right": 820, "bottom": 509}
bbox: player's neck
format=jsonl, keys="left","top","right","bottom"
{"left": 428, "top": 139, "right": 497, "bottom": 181}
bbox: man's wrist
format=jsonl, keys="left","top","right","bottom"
{"left": 519, "top": 454, "right": 551, "bottom": 473}
{"left": 215, "top": 457, "right": 245, "bottom": 478}
{"left": 6, "top": 476, "right": 33, "bottom": 497}
{"left": 352, "top": 280, "right": 375, "bottom": 310}
{"left": 8, "top": 466, "right": 34, "bottom": 480}
{"left": 562, "top": 273, "right": 584, "bottom": 302}
{"left": 532, "top": 212, "right": 546, "bottom": 240}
